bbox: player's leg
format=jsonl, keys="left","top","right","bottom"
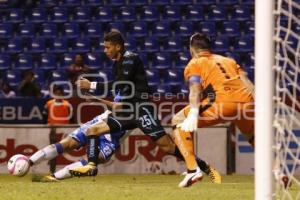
{"left": 43, "top": 132, "right": 120, "bottom": 181}
{"left": 171, "top": 106, "right": 202, "bottom": 187}
{"left": 172, "top": 104, "right": 227, "bottom": 187}
{"left": 29, "top": 136, "right": 80, "bottom": 166}
{"left": 70, "top": 115, "right": 135, "bottom": 176}
{"left": 234, "top": 102, "right": 255, "bottom": 147}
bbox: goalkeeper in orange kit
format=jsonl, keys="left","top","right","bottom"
{"left": 172, "top": 33, "right": 255, "bottom": 187}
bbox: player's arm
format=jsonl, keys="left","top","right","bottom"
{"left": 237, "top": 65, "right": 255, "bottom": 96}
{"left": 177, "top": 76, "right": 202, "bottom": 132}
{"left": 76, "top": 78, "right": 123, "bottom": 110}
{"left": 92, "top": 97, "right": 123, "bottom": 110}
{"left": 76, "top": 77, "right": 113, "bottom": 92}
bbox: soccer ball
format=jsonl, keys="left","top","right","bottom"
{"left": 7, "top": 154, "right": 30, "bottom": 177}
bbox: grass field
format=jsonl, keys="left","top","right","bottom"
{"left": 0, "top": 174, "right": 255, "bottom": 200}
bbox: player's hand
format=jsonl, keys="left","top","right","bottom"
{"left": 75, "top": 78, "right": 91, "bottom": 89}
{"left": 177, "top": 108, "right": 199, "bottom": 132}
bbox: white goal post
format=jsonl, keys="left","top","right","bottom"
{"left": 255, "top": 0, "right": 274, "bottom": 200}
{"left": 256, "top": 0, "right": 300, "bottom": 199}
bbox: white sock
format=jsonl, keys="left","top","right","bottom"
{"left": 54, "top": 160, "right": 86, "bottom": 180}
{"left": 29, "top": 145, "right": 59, "bottom": 165}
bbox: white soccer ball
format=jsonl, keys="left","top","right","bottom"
{"left": 7, "top": 154, "right": 30, "bottom": 177}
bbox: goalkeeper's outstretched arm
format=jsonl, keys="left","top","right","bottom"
{"left": 238, "top": 66, "right": 255, "bottom": 97}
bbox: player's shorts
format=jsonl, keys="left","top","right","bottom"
{"left": 106, "top": 103, "right": 166, "bottom": 141}
{"left": 175, "top": 101, "right": 254, "bottom": 141}
{"left": 69, "top": 110, "right": 126, "bottom": 160}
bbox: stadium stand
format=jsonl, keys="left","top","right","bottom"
{"left": 0, "top": 0, "right": 255, "bottom": 95}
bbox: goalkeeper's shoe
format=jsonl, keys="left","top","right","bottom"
{"left": 178, "top": 167, "right": 203, "bottom": 188}
{"left": 69, "top": 162, "right": 98, "bottom": 177}
{"left": 206, "top": 166, "right": 222, "bottom": 184}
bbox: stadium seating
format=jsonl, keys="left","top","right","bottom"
{"left": 240, "top": 0, "right": 254, "bottom": 5}
{"left": 15, "top": 54, "right": 34, "bottom": 70}
{"left": 84, "top": 0, "right": 102, "bottom": 6}
{"left": 0, "top": 0, "right": 255, "bottom": 95}
{"left": 225, "top": 52, "right": 241, "bottom": 64}
{"left": 163, "top": 6, "right": 181, "bottom": 21}
{"left": 0, "top": 54, "right": 11, "bottom": 70}
{"left": 172, "top": 0, "right": 193, "bottom": 5}
{"left": 232, "top": 6, "right": 252, "bottom": 21}
{"left": 221, "top": 21, "right": 240, "bottom": 37}
{"left": 72, "top": 38, "right": 91, "bottom": 53}
{"left": 32, "top": 69, "right": 46, "bottom": 85}
{"left": 165, "top": 69, "right": 183, "bottom": 85}
{"left": 140, "top": 37, "right": 159, "bottom": 52}
{"left": 27, "top": 38, "right": 46, "bottom": 53}
{"left": 207, "top": 6, "right": 228, "bottom": 21}
{"left": 97, "top": 70, "right": 113, "bottom": 81}
{"left": 175, "top": 21, "right": 194, "bottom": 37}
{"left": 180, "top": 85, "right": 189, "bottom": 95}
{"left": 194, "top": 0, "right": 216, "bottom": 5}
{"left": 5, "top": 70, "right": 21, "bottom": 87}
{"left": 198, "top": 21, "right": 216, "bottom": 37}
{"left": 124, "top": 37, "right": 137, "bottom": 51}
{"left": 118, "top": 7, "right": 136, "bottom": 22}
{"left": 156, "top": 84, "right": 172, "bottom": 93}
{"left": 138, "top": 52, "right": 148, "bottom": 67}
{"left": 38, "top": 53, "right": 57, "bottom": 70}
{"left": 108, "top": 22, "right": 125, "bottom": 33}
{"left": 186, "top": 5, "right": 204, "bottom": 21}
{"left": 48, "top": 38, "right": 68, "bottom": 53}
{"left": 74, "top": 7, "right": 91, "bottom": 22}
{"left": 28, "top": 8, "right": 46, "bottom": 23}
{"left": 234, "top": 35, "right": 254, "bottom": 53}
{"left": 174, "top": 52, "right": 190, "bottom": 69}
{"left": 50, "top": 7, "right": 68, "bottom": 23}
{"left": 5, "top": 38, "right": 23, "bottom": 53}
{"left": 40, "top": 23, "right": 58, "bottom": 39}
{"left": 218, "top": 0, "right": 238, "bottom": 5}
{"left": 39, "top": 0, "right": 58, "bottom": 7}
{"left": 0, "top": 23, "right": 12, "bottom": 38}
{"left": 5, "top": 9, "right": 24, "bottom": 23}
{"left": 152, "top": 52, "right": 171, "bottom": 70}
{"left": 164, "top": 36, "right": 183, "bottom": 52}
{"left": 85, "top": 53, "right": 102, "bottom": 69}
{"left": 18, "top": 23, "right": 35, "bottom": 38}
{"left": 151, "top": 0, "right": 171, "bottom": 6}
{"left": 62, "top": 22, "right": 80, "bottom": 39}
{"left": 61, "top": 0, "right": 81, "bottom": 7}
{"left": 129, "top": 22, "right": 148, "bottom": 38}
{"left": 128, "top": 0, "right": 148, "bottom": 6}
{"left": 213, "top": 36, "right": 230, "bottom": 53}
{"left": 49, "top": 69, "right": 67, "bottom": 81}
{"left": 245, "top": 21, "right": 254, "bottom": 36}
{"left": 152, "top": 21, "right": 171, "bottom": 38}
{"left": 146, "top": 69, "right": 160, "bottom": 85}
{"left": 85, "top": 23, "right": 103, "bottom": 38}
{"left": 94, "top": 7, "right": 113, "bottom": 22}
{"left": 106, "top": 0, "right": 126, "bottom": 6}
{"left": 141, "top": 6, "right": 159, "bottom": 22}
{"left": 60, "top": 53, "right": 75, "bottom": 68}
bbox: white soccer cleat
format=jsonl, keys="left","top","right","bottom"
{"left": 178, "top": 167, "right": 203, "bottom": 188}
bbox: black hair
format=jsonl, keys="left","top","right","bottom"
{"left": 190, "top": 33, "right": 211, "bottom": 50}
{"left": 53, "top": 85, "right": 64, "bottom": 93}
{"left": 104, "top": 30, "right": 125, "bottom": 47}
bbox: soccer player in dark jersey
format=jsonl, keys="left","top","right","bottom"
{"left": 70, "top": 31, "right": 221, "bottom": 183}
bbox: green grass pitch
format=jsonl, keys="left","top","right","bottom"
{"left": 0, "top": 174, "right": 255, "bottom": 200}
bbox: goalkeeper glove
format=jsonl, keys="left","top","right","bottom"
{"left": 177, "top": 108, "right": 199, "bottom": 132}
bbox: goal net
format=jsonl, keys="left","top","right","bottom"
{"left": 273, "top": 0, "right": 300, "bottom": 199}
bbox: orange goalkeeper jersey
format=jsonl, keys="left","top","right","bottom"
{"left": 184, "top": 51, "right": 253, "bottom": 103}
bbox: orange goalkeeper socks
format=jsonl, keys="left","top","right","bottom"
{"left": 173, "top": 128, "right": 197, "bottom": 170}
